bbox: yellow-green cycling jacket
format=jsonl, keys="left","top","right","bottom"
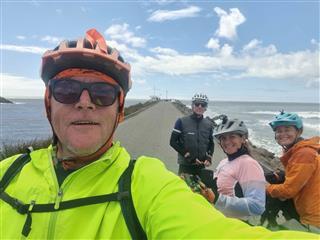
{"left": 0, "top": 142, "right": 317, "bottom": 239}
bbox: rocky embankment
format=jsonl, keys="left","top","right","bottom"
{"left": 172, "top": 100, "right": 283, "bottom": 171}
{"left": 0, "top": 96, "right": 13, "bottom": 103}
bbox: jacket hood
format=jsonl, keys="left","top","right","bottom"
{"left": 294, "top": 136, "right": 320, "bottom": 152}
{"left": 281, "top": 136, "right": 320, "bottom": 166}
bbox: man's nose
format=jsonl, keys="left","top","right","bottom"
{"left": 75, "top": 89, "right": 95, "bottom": 109}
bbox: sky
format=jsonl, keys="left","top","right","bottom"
{"left": 0, "top": 1, "right": 319, "bottom": 103}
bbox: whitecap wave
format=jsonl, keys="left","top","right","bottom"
{"left": 258, "top": 120, "right": 270, "bottom": 126}
{"left": 13, "top": 102, "right": 26, "bottom": 105}
{"left": 296, "top": 112, "right": 320, "bottom": 119}
{"left": 248, "top": 128, "right": 282, "bottom": 156}
{"left": 248, "top": 111, "right": 319, "bottom": 119}
{"left": 248, "top": 111, "right": 277, "bottom": 115}
{"left": 303, "top": 123, "right": 320, "bottom": 132}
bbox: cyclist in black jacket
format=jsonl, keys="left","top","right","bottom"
{"left": 170, "top": 93, "right": 214, "bottom": 175}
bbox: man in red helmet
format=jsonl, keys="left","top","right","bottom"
{"left": 0, "top": 29, "right": 317, "bottom": 239}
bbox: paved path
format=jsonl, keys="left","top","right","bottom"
{"left": 115, "top": 101, "right": 225, "bottom": 173}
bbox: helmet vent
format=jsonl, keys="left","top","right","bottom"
{"left": 83, "top": 39, "right": 93, "bottom": 49}
{"left": 118, "top": 55, "right": 124, "bottom": 63}
{"left": 107, "top": 46, "right": 113, "bottom": 54}
{"left": 67, "top": 40, "right": 77, "bottom": 48}
{"left": 227, "top": 121, "right": 234, "bottom": 129}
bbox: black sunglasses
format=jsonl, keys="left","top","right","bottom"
{"left": 49, "top": 79, "right": 120, "bottom": 106}
{"left": 194, "top": 102, "right": 207, "bottom": 108}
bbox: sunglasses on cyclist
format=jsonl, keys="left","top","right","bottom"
{"left": 194, "top": 102, "right": 207, "bottom": 108}
{"left": 49, "top": 79, "right": 120, "bottom": 106}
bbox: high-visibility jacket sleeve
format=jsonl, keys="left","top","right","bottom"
{"left": 133, "top": 156, "right": 317, "bottom": 239}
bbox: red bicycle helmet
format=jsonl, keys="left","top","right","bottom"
{"left": 41, "top": 28, "right": 131, "bottom": 95}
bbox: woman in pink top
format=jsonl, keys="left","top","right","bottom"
{"left": 212, "top": 118, "right": 266, "bottom": 221}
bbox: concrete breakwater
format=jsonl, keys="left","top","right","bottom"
{"left": 115, "top": 100, "right": 282, "bottom": 173}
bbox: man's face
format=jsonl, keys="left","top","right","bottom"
{"left": 50, "top": 76, "right": 119, "bottom": 158}
{"left": 192, "top": 102, "right": 207, "bottom": 115}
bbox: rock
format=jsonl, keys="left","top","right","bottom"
{"left": 0, "top": 96, "right": 13, "bottom": 103}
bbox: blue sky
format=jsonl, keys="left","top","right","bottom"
{"left": 1, "top": 1, "right": 319, "bottom": 103}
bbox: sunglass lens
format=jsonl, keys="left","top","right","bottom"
{"left": 53, "top": 80, "right": 80, "bottom": 104}
{"left": 90, "top": 83, "right": 117, "bottom": 106}
{"left": 195, "top": 102, "right": 207, "bottom": 107}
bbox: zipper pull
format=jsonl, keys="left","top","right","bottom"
{"left": 54, "top": 189, "right": 63, "bottom": 210}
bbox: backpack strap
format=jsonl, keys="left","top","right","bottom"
{"left": 0, "top": 156, "right": 146, "bottom": 239}
{"left": 118, "top": 159, "right": 147, "bottom": 240}
{"left": 0, "top": 153, "right": 31, "bottom": 192}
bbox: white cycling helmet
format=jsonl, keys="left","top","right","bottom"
{"left": 213, "top": 119, "right": 248, "bottom": 139}
{"left": 192, "top": 93, "right": 209, "bottom": 104}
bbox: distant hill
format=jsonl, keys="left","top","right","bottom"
{"left": 0, "top": 96, "right": 13, "bottom": 103}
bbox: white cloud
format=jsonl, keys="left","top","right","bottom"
{"left": 154, "top": 0, "right": 176, "bottom": 5}
{"left": 105, "top": 23, "right": 146, "bottom": 48}
{"left": 243, "top": 39, "right": 277, "bottom": 56}
{"left": 243, "top": 39, "right": 261, "bottom": 51}
{"left": 150, "top": 47, "right": 178, "bottom": 56}
{"left": 148, "top": 6, "right": 201, "bottom": 22}
{"left": 16, "top": 35, "right": 26, "bottom": 40}
{"left": 214, "top": 7, "right": 246, "bottom": 40}
{"left": 133, "top": 78, "right": 146, "bottom": 84}
{"left": 130, "top": 43, "right": 318, "bottom": 86}
{"left": 206, "top": 38, "right": 220, "bottom": 50}
{"left": 220, "top": 44, "right": 233, "bottom": 57}
{"left": 41, "top": 35, "right": 63, "bottom": 45}
{"left": 0, "top": 44, "right": 47, "bottom": 54}
{"left": 237, "top": 50, "right": 318, "bottom": 80}
{"left": 0, "top": 73, "right": 45, "bottom": 98}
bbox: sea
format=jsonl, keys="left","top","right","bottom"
{"left": 1, "top": 99, "right": 319, "bottom": 156}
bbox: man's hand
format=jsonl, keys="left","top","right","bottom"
{"left": 195, "top": 159, "right": 202, "bottom": 165}
{"left": 204, "top": 160, "right": 211, "bottom": 167}
{"left": 184, "top": 152, "right": 190, "bottom": 158}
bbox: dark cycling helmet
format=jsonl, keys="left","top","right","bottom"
{"left": 192, "top": 93, "right": 209, "bottom": 104}
{"left": 269, "top": 111, "right": 303, "bottom": 131}
{"left": 213, "top": 119, "right": 248, "bottom": 139}
{"left": 40, "top": 28, "right": 131, "bottom": 95}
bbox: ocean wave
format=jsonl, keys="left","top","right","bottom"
{"left": 258, "top": 120, "right": 270, "bottom": 126}
{"left": 13, "top": 102, "right": 26, "bottom": 105}
{"left": 296, "top": 112, "right": 320, "bottom": 119}
{"left": 248, "top": 128, "right": 282, "bottom": 156}
{"left": 248, "top": 111, "right": 277, "bottom": 115}
{"left": 303, "top": 123, "right": 320, "bottom": 132}
{"left": 248, "top": 111, "right": 319, "bottom": 119}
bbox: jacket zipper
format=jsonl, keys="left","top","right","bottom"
{"left": 46, "top": 158, "right": 106, "bottom": 239}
